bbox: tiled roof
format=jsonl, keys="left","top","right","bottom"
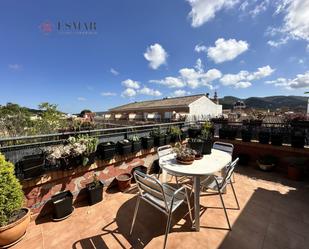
{"left": 109, "top": 94, "right": 206, "bottom": 112}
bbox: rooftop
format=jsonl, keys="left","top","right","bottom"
{"left": 12, "top": 167, "right": 309, "bottom": 249}
{"left": 109, "top": 94, "right": 207, "bottom": 112}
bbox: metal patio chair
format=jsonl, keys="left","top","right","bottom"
{"left": 130, "top": 171, "right": 193, "bottom": 249}
{"left": 199, "top": 158, "right": 240, "bottom": 230}
{"left": 212, "top": 141, "right": 235, "bottom": 182}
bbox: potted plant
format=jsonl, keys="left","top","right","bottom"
{"left": 0, "top": 153, "right": 30, "bottom": 248}
{"left": 188, "top": 125, "right": 201, "bottom": 138}
{"left": 219, "top": 127, "right": 228, "bottom": 139}
{"left": 174, "top": 144, "right": 196, "bottom": 165}
{"left": 241, "top": 128, "right": 252, "bottom": 142}
{"left": 170, "top": 126, "right": 182, "bottom": 143}
{"left": 257, "top": 155, "right": 277, "bottom": 171}
{"left": 151, "top": 128, "right": 165, "bottom": 147}
{"left": 291, "top": 131, "right": 305, "bottom": 148}
{"left": 188, "top": 138, "right": 204, "bottom": 154}
{"left": 250, "top": 119, "right": 263, "bottom": 126}
{"left": 165, "top": 133, "right": 172, "bottom": 145}
{"left": 141, "top": 136, "right": 154, "bottom": 149}
{"left": 117, "top": 139, "right": 132, "bottom": 155}
{"left": 180, "top": 128, "right": 188, "bottom": 140}
{"left": 116, "top": 173, "right": 132, "bottom": 191}
{"left": 199, "top": 121, "right": 213, "bottom": 155}
{"left": 130, "top": 135, "right": 142, "bottom": 153}
{"left": 270, "top": 130, "right": 283, "bottom": 146}
{"left": 86, "top": 174, "right": 104, "bottom": 205}
{"left": 96, "top": 141, "right": 116, "bottom": 160}
{"left": 51, "top": 190, "right": 74, "bottom": 220}
{"left": 46, "top": 137, "right": 86, "bottom": 170}
{"left": 78, "top": 135, "right": 99, "bottom": 166}
{"left": 131, "top": 165, "right": 147, "bottom": 183}
{"left": 238, "top": 153, "right": 250, "bottom": 166}
{"left": 15, "top": 153, "right": 45, "bottom": 180}
{"left": 258, "top": 130, "right": 270, "bottom": 144}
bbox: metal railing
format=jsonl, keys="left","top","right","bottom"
{"left": 0, "top": 121, "right": 190, "bottom": 163}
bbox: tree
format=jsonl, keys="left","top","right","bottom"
{"left": 33, "top": 102, "right": 66, "bottom": 134}
{"left": 0, "top": 103, "right": 33, "bottom": 137}
{"left": 80, "top": 109, "right": 92, "bottom": 117}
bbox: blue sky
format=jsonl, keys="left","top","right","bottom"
{"left": 0, "top": 0, "right": 308, "bottom": 113}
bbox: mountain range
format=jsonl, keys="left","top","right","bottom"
{"left": 219, "top": 95, "right": 308, "bottom": 111}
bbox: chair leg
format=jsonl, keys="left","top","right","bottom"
{"left": 130, "top": 196, "right": 140, "bottom": 235}
{"left": 175, "top": 176, "right": 180, "bottom": 187}
{"left": 163, "top": 212, "right": 173, "bottom": 249}
{"left": 185, "top": 188, "right": 193, "bottom": 224}
{"left": 218, "top": 191, "right": 232, "bottom": 230}
{"left": 230, "top": 181, "right": 240, "bottom": 210}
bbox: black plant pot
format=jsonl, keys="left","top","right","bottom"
{"left": 271, "top": 133, "right": 283, "bottom": 146}
{"left": 131, "top": 140, "right": 142, "bottom": 153}
{"left": 87, "top": 181, "right": 104, "bottom": 205}
{"left": 181, "top": 130, "right": 188, "bottom": 140}
{"left": 131, "top": 165, "right": 148, "bottom": 183}
{"left": 96, "top": 142, "right": 116, "bottom": 160}
{"left": 188, "top": 140, "right": 204, "bottom": 154}
{"left": 219, "top": 128, "right": 228, "bottom": 139}
{"left": 51, "top": 191, "right": 74, "bottom": 220}
{"left": 117, "top": 141, "right": 132, "bottom": 155}
{"left": 291, "top": 134, "right": 305, "bottom": 148}
{"left": 82, "top": 153, "right": 96, "bottom": 166}
{"left": 60, "top": 156, "right": 82, "bottom": 170}
{"left": 241, "top": 130, "right": 252, "bottom": 142}
{"left": 16, "top": 154, "right": 45, "bottom": 180}
{"left": 227, "top": 128, "right": 237, "bottom": 140}
{"left": 258, "top": 131, "right": 270, "bottom": 144}
{"left": 165, "top": 134, "right": 171, "bottom": 145}
{"left": 141, "top": 137, "right": 154, "bottom": 149}
{"left": 202, "top": 139, "right": 212, "bottom": 155}
{"left": 170, "top": 134, "right": 181, "bottom": 143}
{"left": 154, "top": 135, "right": 165, "bottom": 147}
{"left": 188, "top": 128, "right": 201, "bottom": 138}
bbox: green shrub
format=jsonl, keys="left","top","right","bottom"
{"left": 0, "top": 153, "right": 24, "bottom": 226}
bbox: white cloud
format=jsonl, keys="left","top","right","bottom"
{"left": 267, "top": 37, "right": 289, "bottom": 47}
{"left": 207, "top": 38, "right": 249, "bottom": 63}
{"left": 220, "top": 65, "right": 275, "bottom": 88}
{"left": 101, "top": 92, "right": 117, "bottom": 96}
{"left": 151, "top": 59, "right": 221, "bottom": 89}
{"left": 249, "top": 0, "right": 270, "bottom": 17}
{"left": 266, "top": 0, "right": 309, "bottom": 48}
{"left": 266, "top": 71, "right": 309, "bottom": 89}
{"left": 121, "top": 79, "right": 140, "bottom": 89}
{"left": 172, "top": 89, "right": 191, "bottom": 97}
{"left": 121, "top": 88, "right": 137, "bottom": 98}
{"left": 150, "top": 77, "right": 186, "bottom": 88}
{"left": 194, "top": 44, "right": 207, "bottom": 53}
{"left": 144, "top": 43, "right": 168, "bottom": 69}
{"left": 186, "top": 0, "right": 239, "bottom": 27}
{"left": 110, "top": 68, "right": 119, "bottom": 75}
{"left": 138, "top": 86, "right": 162, "bottom": 96}
{"left": 77, "top": 97, "right": 86, "bottom": 101}
{"left": 8, "top": 64, "right": 22, "bottom": 70}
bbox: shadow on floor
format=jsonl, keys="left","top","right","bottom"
{"left": 72, "top": 194, "right": 193, "bottom": 249}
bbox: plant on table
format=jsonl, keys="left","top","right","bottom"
{"left": 174, "top": 143, "right": 196, "bottom": 163}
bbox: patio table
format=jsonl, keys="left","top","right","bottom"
{"left": 159, "top": 148, "right": 231, "bottom": 231}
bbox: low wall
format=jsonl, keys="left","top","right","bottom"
{"left": 215, "top": 138, "right": 309, "bottom": 173}
{"left": 22, "top": 148, "right": 157, "bottom": 219}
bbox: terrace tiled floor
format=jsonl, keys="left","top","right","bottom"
{"left": 12, "top": 167, "right": 309, "bottom": 249}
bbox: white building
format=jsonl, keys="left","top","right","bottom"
{"left": 106, "top": 94, "right": 222, "bottom": 121}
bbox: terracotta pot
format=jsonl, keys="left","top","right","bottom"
{"left": 116, "top": 173, "right": 132, "bottom": 192}
{"left": 0, "top": 208, "right": 30, "bottom": 247}
{"left": 287, "top": 166, "right": 302, "bottom": 181}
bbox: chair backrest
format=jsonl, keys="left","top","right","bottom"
{"left": 157, "top": 145, "right": 173, "bottom": 158}
{"left": 212, "top": 141, "right": 234, "bottom": 155}
{"left": 220, "top": 158, "right": 239, "bottom": 189}
{"left": 133, "top": 170, "right": 168, "bottom": 212}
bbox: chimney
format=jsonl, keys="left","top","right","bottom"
{"left": 206, "top": 93, "right": 209, "bottom": 98}
{"left": 214, "top": 91, "right": 219, "bottom": 104}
